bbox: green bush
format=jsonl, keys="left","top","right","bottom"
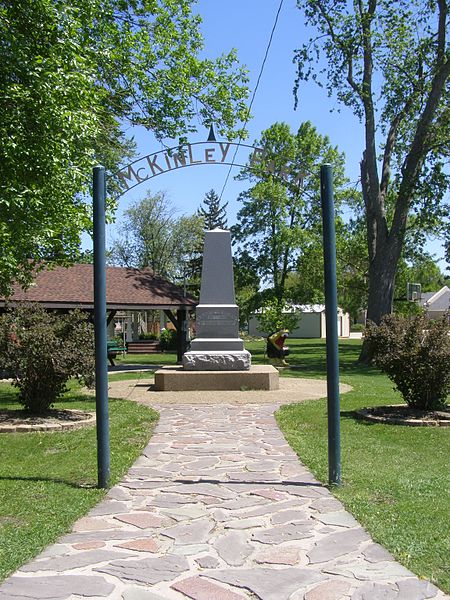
{"left": 159, "top": 328, "right": 177, "bottom": 351}
{"left": 0, "top": 303, "right": 94, "bottom": 414}
{"left": 139, "top": 332, "right": 159, "bottom": 340}
{"left": 111, "top": 335, "right": 125, "bottom": 346}
{"left": 394, "top": 299, "right": 426, "bottom": 317}
{"left": 365, "top": 313, "right": 450, "bottom": 410}
{"left": 350, "top": 323, "right": 365, "bottom": 332}
{"left": 256, "top": 299, "right": 300, "bottom": 335}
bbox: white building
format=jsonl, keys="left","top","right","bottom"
{"left": 420, "top": 286, "right": 450, "bottom": 320}
{"left": 248, "top": 304, "right": 351, "bottom": 338}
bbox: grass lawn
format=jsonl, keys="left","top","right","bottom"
{"left": 0, "top": 382, "right": 158, "bottom": 583}
{"left": 269, "top": 338, "right": 449, "bottom": 593}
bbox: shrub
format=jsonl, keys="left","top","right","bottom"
{"left": 350, "top": 323, "right": 365, "bottom": 332}
{"left": 139, "top": 332, "right": 159, "bottom": 340}
{"left": 111, "top": 335, "right": 125, "bottom": 346}
{"left": 365, "top": 312, "right": 450, "bottom": 410}
{"left": 256, "top": 300, "right": 300, "bottom": 335}
{"left": 159, "top": 328, "right": 177, "bottom": 351}
{"left": 0, "top": 303, "right": 95, "bottom": 414}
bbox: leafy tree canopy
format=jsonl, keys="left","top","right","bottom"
{"left": 0, "top": 0, "right": 249, "bottom": 295}
{"left": 232, "top": 121, "right": 352, "bottom": 308}
{"left": 294, "top": 0, "right": 450, "bottom": 345}
{"left": 110, "top": 190, "right": 204, "bottom": 286}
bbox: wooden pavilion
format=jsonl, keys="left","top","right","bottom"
{"left": 0, "top": 264, "right": 197, "bottom": 361}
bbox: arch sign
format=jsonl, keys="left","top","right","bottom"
{"left": 116, "top": 140, "right": 303, "bottom": 195}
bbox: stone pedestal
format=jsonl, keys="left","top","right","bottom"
{"left": 182, "top": 350, "right": 251, "bottom": 371}
{"left": 155, "top": 365, "right": 279, "bottom": 391}
{"left": 182, "top": 229, "right": 251, "bottom": 371}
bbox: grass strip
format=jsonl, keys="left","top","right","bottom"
{"left": 273, "top": 339, "right": 449, "bottom": 593}
{"left": 0, "top": 384, "right": 158, "bottom": 582}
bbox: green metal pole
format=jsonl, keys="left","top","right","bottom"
{"left": 93, "top": 165, "right": 110, "bottom": 489}
{"left": 320, "top": 164, "right": 341, "bottom": 486}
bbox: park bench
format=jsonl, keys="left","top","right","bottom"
{"left": 107, "top": 340, "right": 127, "bottom": 366}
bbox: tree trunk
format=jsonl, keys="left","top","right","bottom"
{"left": 358, "top": 237, "right": 402, "bottom": 363}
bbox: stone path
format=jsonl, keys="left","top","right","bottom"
{"left": 1, "top": 391, "right": 448, "bottom": 599}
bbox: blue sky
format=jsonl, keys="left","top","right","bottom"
{"left": 94, "top": 0, "right": 446, "bottom": 266}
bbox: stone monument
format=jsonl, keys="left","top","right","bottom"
{"left": 154, "top": 229, "right": 278, "bottom": 391}
{"left": 182, "top": 228, "right": 251, "bottom": 371}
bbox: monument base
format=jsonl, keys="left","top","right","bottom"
{"left": 154, "top": 365, "right": 279, "bottom": 391}
{"left": 182, "top": 350, "right": 251, "bottom": 371}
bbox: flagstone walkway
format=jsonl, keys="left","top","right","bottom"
{"left": 0, "top": 386, "right": 448, "bottom": 599}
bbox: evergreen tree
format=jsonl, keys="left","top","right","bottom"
{"left": 198, "top": 189, "right": 228, "bottom": 230}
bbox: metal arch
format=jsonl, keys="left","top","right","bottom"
{"left": 113, "top": 160, "right": 254, "bottom": 197}
{"left": 108, "top": 140, "right": 306, "bottom": 199}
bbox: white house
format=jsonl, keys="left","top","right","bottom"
{"left": 248, "top": 304, "right": 351, "bottom": 338}
{"left": 420, "top": 286, "right": 450, "bottom": 320}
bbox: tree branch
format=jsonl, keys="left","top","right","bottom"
{"left": 390, "top": 0, "right": 450, "bottom": 246}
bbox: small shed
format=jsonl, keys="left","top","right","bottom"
{"left": 248, "top": 304, "right": 351, "bottom": 338}
{"left": 0, "top": 264, "right": 197, "bottom": 361}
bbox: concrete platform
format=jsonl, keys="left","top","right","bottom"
{"left": 154, "top": 364, "right": 279, "bottom": 391}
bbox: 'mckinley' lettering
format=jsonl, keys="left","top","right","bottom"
{"left": 219, "top": 143, "right": 231, "bottom": 162}
{"left": 146, "top": 154, "right": 164, "bottom": 175}
{"left": 136, "top": 166, "right": 149, "bottom": 181}
{"left": 164, "top": 154, "right": 172, "bottom": 170}
{"left": 188, "top": 144, "right": 201, "bottom": 164}
{"left": 204, "top": 147, "right": 216, "bottom": 163}
{"left": 116, "top": 143, "right": 278, "bottom": 194}
{"left": 173, "top": 152, "right": 187, "bottom": 168}
{"left": 117, "top": 164, "right": 140, "bottom": 189}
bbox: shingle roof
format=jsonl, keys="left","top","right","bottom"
{"left": 0, "top": 264, "right": 197, "bottom": 310}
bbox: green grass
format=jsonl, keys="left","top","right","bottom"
{"left": 108, "top": 370, "right": 156, "bottom": 383}
{"left": 0, "top": 382, "right": 158, "bottom": 582}
{"left": 107, "top": 351, "right": 177, "bottom": 382}
{"left": 270, "top": 339, "right": 449, "bottom": 593}
{"left": 114, "top": 351, "right": 177, "bottom": 366}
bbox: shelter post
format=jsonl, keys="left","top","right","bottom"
{"left": 320, "top": 164, "right": 341, "bottom": 486}
{"left": 93, "top": 165, "right": 110, "bottom": 489}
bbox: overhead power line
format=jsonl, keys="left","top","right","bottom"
{"left": 219, "top": 0, "right": 285, "bottom": 202}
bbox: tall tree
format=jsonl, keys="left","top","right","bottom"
{"left": 110, "top": 191, "right": 204, "bottom": 284}
{"left": 198, "top": 189, "right": 228, "bottom": 230}
{"left": 232, "top": 121, "right": 350, "bottom": 309}
{"left": 294, "top": 0, "right": 450, "bottom": 359}
{"left": 0, "top": 0, "right": 249, "bottom": 295}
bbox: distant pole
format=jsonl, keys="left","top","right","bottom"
{"left": 93, "top": 165, "right": 110, "bottom": 489}
{"left": 320, "top": 164, "right": 341, "bottom": 486}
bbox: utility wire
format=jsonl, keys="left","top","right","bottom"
{"left": 219, "top": 0, "right": 285, "bottom": 202}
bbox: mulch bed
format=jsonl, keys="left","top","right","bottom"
{"left": 355, "top": 405, "right": 450, "bottom": 427}
{"left": 0, "top": 409, "right": 96, "bottom": 433}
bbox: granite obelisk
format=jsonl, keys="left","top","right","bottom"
{"left": 182, "top": 229, "right": 251, "bottom": 371}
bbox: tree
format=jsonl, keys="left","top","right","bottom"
{"left": 233, "top": 251, "right": 261, "bottom": 327}
{"left": 294, "top": 0, "right": 450, "bottom": 359}
{"left": 198, "top": 189, "right": 228, "bottom": 230}
{"left": 110, "top": 191, "right": 204, "bottom": 284}
{"left": 232, "top": 121, "right": 350, "bottom": 311}
{"left": 0, "top": 0, "right": 249, "bottom": 296}
{"left": 284, "top": 217, "right": 369, "bottom": 321}
{"left": 0, "top": 304, "right": 94, "bottom": 414}
{"left": 365, "top": 313, "right": 450, "bottom": 410}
